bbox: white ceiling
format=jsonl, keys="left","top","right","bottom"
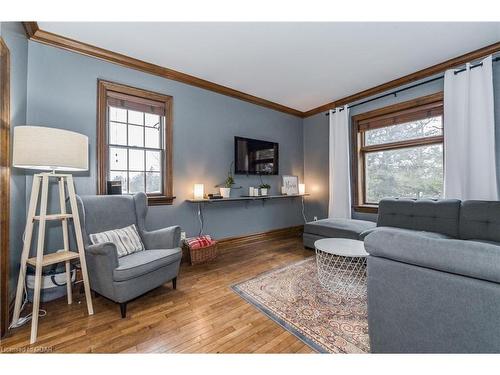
{"left": 39, "top": 22, "right": 500, "bottom": 112}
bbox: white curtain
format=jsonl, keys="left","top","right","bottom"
{"left": 328, "top": 105, "right": 351, "bottom": 218}
{"left": 444, "top": 55, "right": 498, "bottom": 200}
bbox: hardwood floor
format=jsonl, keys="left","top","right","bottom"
{"left": 0, "top": 235, "right": 316, "bottom": 353}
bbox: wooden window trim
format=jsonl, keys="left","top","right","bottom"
{"left": 351, "top": 92, "right": 444, "bottom": 213}
{"left": 97, "top": 80, "right": 174, "bottom": 205}
{"left": 0, "top": 37, "right": 11, "bottom": 338}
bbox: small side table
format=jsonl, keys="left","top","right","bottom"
{"left": 314, "top": 238, "right": 368, "bottom": 298}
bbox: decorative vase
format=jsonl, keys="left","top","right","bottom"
{"left": 220, "top": 187, "right": 231, "bottom": 198}
{"left": 260, "top": 188, "right": 268, "bottom": 196}
{"left": 249, "top": 187, "right": 254, "bottom": 196}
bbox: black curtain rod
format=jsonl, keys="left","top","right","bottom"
{"left": 325, "top": 56, "right": 500, "bottom": 116}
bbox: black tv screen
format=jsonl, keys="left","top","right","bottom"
{"left": 234, "top": 136, "right": 279, "bottom": 175}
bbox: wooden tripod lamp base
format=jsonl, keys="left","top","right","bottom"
{"left": 11, "top": 126, "right": 93, "bottom": 344}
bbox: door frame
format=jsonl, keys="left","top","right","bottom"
{"left": 0, "top": 37, "right": 11, "bottom": 338}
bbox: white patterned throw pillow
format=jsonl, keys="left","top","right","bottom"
{"left": 89, "top": 224, "right": 144, "bottom": 257}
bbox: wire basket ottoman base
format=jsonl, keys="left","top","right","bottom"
{"left": 316, "top": 251, "right": 367, "bottom": 298}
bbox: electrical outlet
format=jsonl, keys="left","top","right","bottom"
{"left": 180, "top": 231, "right": 186, "bottom": 240}
{"left": 313, "top": 216, "right": 318, "bottom": 221}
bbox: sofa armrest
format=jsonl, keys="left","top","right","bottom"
{"left": 86, "top": 242, "right": 119, "bottom": 268}
{"left": 84, "top": 242, "right": 119, "bottom": 298}
{"left": 365, "top": 227, "right": 500, "bottom": 284}
{"left": 141, "top": 225, "right": 181, "bottom": 250}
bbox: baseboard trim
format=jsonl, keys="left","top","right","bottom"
{"left": 218, "top": 225, "right": 304, "bottom": 248}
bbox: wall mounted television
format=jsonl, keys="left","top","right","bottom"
{"left": 234, "top": 136, "right": 279, "bottom": 175}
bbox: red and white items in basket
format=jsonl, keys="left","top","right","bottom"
{"left": 184, "top": 235, "right": 216, "bottom": 250}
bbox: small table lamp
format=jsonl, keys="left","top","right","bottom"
{"left": 11, "top": 126, "right": 94, "bottom": 344}
{"left": 193, "top": 183, "right": 204, "bottom": 200}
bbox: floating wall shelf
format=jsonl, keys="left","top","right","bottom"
{"left": 186, "top": 194, "right": 309, "bottom": 236}
{"left": 186, "top": 193, "right": 309, "bottom": 203}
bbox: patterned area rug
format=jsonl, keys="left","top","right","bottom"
{"left": 232, "top": 257, "right": 370, "bottom": 353}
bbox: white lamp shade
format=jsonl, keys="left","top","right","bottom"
{"left": 12, "top": 126, "right": 88, "bottom": 171}
{"left": 194, "top": 184, "right": 204, "bottom": 199}
{"left": 299, "top": 183, "right": 306, "bottom": 195}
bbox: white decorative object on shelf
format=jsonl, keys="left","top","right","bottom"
{"left": 194, "top": 184, "right": 204, "bottom": 200}
{"left": 220, "top": 187, "right": 231, "bottom": 198}
{"left": 282, "top": 175, "right": 299, "bottom": 195}
{"left": 260, "top": 188, "right": 268, "bottom": 196}
{"left": 299, "top": 183, "right": 306, "bottom": 195}
{"left": 249, "top": 187, "right": 254, "bottom": 196}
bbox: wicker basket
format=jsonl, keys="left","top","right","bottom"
{"left": 183, "top": 241, "right": 218, "bottom": 265}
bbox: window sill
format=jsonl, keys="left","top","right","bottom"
{"left": 147, "top": 195, "right": 176, "bottom": 206}
{"left": 353, "top": 205, "right": 378, "bottom": 214}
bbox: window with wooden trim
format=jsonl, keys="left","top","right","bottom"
{"left": 352, "top": 92, "right": 444, "bottom": 213}
{"left": 97, "top": 80, "right": 174, "bottom": 205}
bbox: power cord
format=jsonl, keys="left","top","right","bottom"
{"left": 301, "top": 196, "right": 307, "bottom": 223}
{"left": 8, "top": 230, "right": 47, "bottom": 330}
{"left": 197, "top": 203, "right": 204, "bottom": 236}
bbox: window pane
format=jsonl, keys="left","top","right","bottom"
{"left": 128, "top": 110, "right": 144, "bottom": 125}
{"left": 129, "top": 149, "right": 145, "bottom": 171}
{"left": 145, "top": 127, "right": 161, "bottom": 149}
{"left": 365, "top": 144, "right": 443, "bottom": 204}
{"left": 129, "top": 172, "right": 145, "bottom": 193}
{"left": 109, "top": 122, "right": 127, "bottom": 145}
{"left": 128, "top": 125, "right": 144, "bottom": 147}
{"left": 146, "top": 150, "right": 161, "bottom": 172}
{"left": 145, "top": 113, "right": 160, "bottom": 128}
{"left": 365, "top": 116, "right": 443, "bottom": 146}
{"left": 109, "top": 171, "right": 128, "bottom": 194}
{"left": 146, "top": 172, "right": 162, "bottom": 193}
{"left": 109, "top": 147, "right": 127, "bottom": 170}
{"left": 109, "top": 106, "right": 127, "bottom": 123}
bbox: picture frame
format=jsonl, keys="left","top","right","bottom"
{"left": 282, "top": 175, "right": 299, "bottom": 195}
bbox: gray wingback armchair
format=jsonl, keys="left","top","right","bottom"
{"left": 75, "top": 192, "right": 182, "bottom": 318}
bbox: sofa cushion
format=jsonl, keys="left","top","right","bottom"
{"left": 304, "top": 218, "right": 376, "bottom": 240}
{"left": 377, "top": 198, "right": 461, "bottom": 237}
{"left": 359, "top": 227, "right": 378, "bottom": 240}
{"left": 459, "top": 200, "right": 500, "bottom": 243}
{"left": 467, "top": 239, "right": 500, "bottom": 247}
{"left": 363, "top": 226, "right": 452, "bottom": 241}
{"left": 365, "top": 227, "right": 500, "bottom": 284}
{"left": 90, "top": 224, "right": 144, "bottom": 258}
{"left": 113, "top": 248, "right": 182, "bottom": 282}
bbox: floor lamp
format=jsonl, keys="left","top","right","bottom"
{"left": 11, "top": 126, "right": 94, "bottom": 344}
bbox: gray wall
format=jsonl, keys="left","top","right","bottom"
{"left": 25, "top": 41, "right": 304, "bottom": 252}
{"left": 303, "top": 65, "right": 500, "bottom": 222}
{"left": 494, "top": 62, "right": 500, "bottom": 189}
{"left": 1, "top": 22, "right": 28, "bottom": 301}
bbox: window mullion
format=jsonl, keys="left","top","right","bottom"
{"left": 361, "top": 135, "right": 443, "bottom": 153}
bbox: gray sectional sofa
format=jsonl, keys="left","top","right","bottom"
{"left": 305, "top": 198, "right": 500, "bottom": 353}
{"left": 303, "top": 218, "right": 376, "bottom": 248}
